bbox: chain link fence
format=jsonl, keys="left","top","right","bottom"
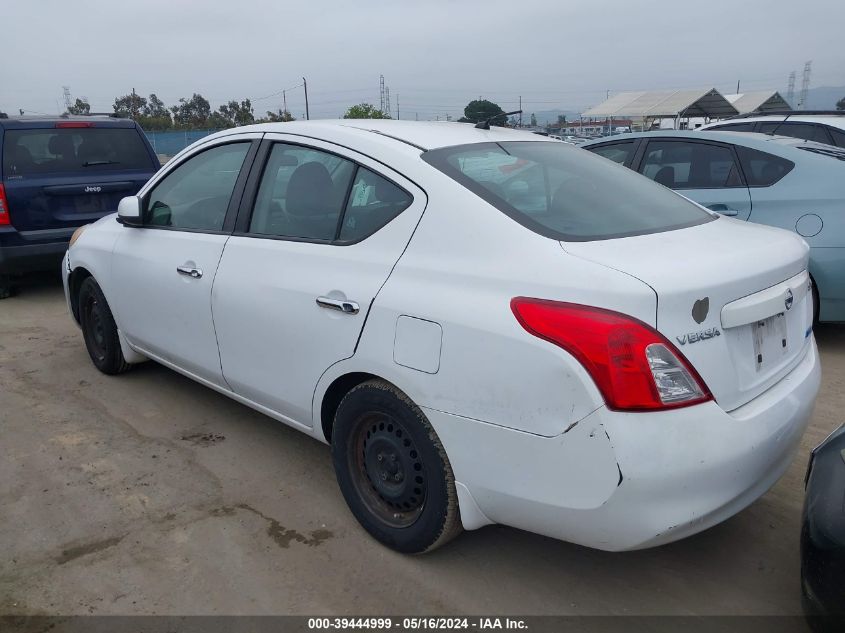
{"left": 143, "top": 129, "right": 223, "bottom": 162}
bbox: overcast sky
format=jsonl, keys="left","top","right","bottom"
{"left": 4, "top": 0, "right": 844, "bottom": 120}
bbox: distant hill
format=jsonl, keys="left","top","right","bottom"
{"left": 795, "top": 85, "right": 845, "bottom": 110}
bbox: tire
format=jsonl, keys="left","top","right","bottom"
{"left": 331, "top": 379, "right": 462, "bottom": 554}
{"left": 78, "top": 277, "right": 132, "bottom": 375}
{"left": 811, "top": 279, "right": 820, "bottom": 326}
{"left": 0, "top": 277, "right": 15, "bottom": 300}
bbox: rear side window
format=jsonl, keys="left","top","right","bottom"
{"left": 735, "top": 146, "right": 795, "bottom": 186}
{"left": 707, "top": 122, "right": 756, "bottom": 132}
{"left": 2, "top": 127, "right": 153, "bottom": 176}
{"left": 422, "top": 141, "right": 713, "bottom": 242}
{"left": 339, "top": 168, "right": 412, "bottom": 241}
{"left": 588, "top": 141, "right": 636, "bottom": 165}
{"left": 758, "top": 122, "right": 831, "bottom": 144}
{"left": 640, "top": 141, "right": 743, "bottom": 189}
{"left": 249, "top": 143, "right": 411, "bottom": 242}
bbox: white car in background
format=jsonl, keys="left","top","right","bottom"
{"left": 63, "top": 120, "right": 820, "bottom": 554}
{"left": 700, "top": 111, "right": 845, "bottom": 147}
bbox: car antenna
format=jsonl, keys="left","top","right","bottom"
{"left": 475, "top": 110, "right": 522, "bottom": 130}
{"left": 768, "top": 111, "right": 794, "bottom": 137}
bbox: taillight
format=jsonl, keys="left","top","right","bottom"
{"left": 511, "top": 298, "right": 711, "bottom": 411}
{"left": 55, "top": 122, "right": 94, "bottom": 128}
{"left": 0, "top": 184, "right": 10, "bottom": 226}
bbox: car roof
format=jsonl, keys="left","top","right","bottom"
{"left": 702, "top": 113, "right": 845, "bottom": 130}
{"left": 209, "top": 119, "right": 549, "bottom": 151}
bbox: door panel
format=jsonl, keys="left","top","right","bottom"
{"left": 112, "top": 230, "right": 229, "bottom": 385}
{"left": 109, "top": 138, "right": 258, "bottom": 386}
{"left": 638, "top": 139, "right": 752, "bottom": 220}
{"left": 212, "top": 136, "right": 427, "bottom": 426}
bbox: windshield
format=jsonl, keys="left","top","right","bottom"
{"left": 422, "top": 141, "right": 714, "bottom": 241}
{"left": 2, "top": 127, "right": 154, "bottom": 176}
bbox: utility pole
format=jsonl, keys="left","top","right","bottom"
{"left": 379, "top": 75, "right": 386, "bottom": 115}
{"left": 396, "top": 94, "right": 399, "bottom": 120}
{"left": 786, "top": 71, "right": 796, "bottom": 108}
{"left": 736, "top": 80, "right": 740, "bottom": 94}
{"left": 798, "top": 61, "right": 812, "bottom": 111}
{"left": 385, "top": 86, "right": 391, "bottom": 118}
{"left": 283, "top": 90, "right": 287, "bottom": 117}
{"left": 131, "top": 87, "right": 138, "bottom": 120}
{"left": 519, "top": 96, "right": 522, "bottom": 127}
{"left": 302, "top": 77, "right": 310, "bottom": 120}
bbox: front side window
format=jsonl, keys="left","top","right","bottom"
{"left": 707, "top": 122, "right": 756, "bottom": 132}
{"left": 2, "top": 127, "right": 154, "bottom": 176}
{"left": 422, "top": 141, "right": 713, "bottom": 242}
{"left": 145, "top": 142, "right": 250, "bottom": 231}
{"left": 758, "top": 122, "right": 832, "bottom": 144}
{"left": 735, "top": 146, "right": 795, "bottom": 186}
{"left": 588, "top": 141, "right": 636, "bottom": 165}
{"left": 640, "top": 141, "right": 743, "bottom": 189}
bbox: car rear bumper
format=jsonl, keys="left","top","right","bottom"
{"left": 0, "top": 228, "right": 71, "bottom": 275}
{"left": 426, "top": 337, "right": 820, "bottom": 551}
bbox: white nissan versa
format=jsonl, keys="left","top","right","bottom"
{"left": 63, "top": 120, "right": 820, "bottom": 553}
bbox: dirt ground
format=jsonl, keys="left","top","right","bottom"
{"left": 1, "top": 273, "right": 843, "bottom": 616}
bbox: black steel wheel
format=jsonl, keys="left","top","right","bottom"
{"left": 78, "top": 277, "right": 131, "bottom": 375}
{"left": 332, "top": 379, "right": 461, "bottom": 553}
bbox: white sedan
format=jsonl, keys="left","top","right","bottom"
{"left": 63, "top": 120, "right": 820, "bottom": 553}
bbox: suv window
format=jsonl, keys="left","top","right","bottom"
{"left": 2, "top": 127, "right": 153, "bottom": 176}
{"left": 640, "top": 141, "right": 743, "bottom": 189}
{"left": 758, "top": 121, "right": 831, "bottom": 144}
{"left": 249, "top": 144, "right": 356, "bottom": 240}
{"left": 588, "top": 141, "right": 636, "bottom": 165}
{"left": 145, "top": 142, "right": 250, "bottom": 231}
{"left": 827, "top": 127, "right": 845, "bottom": 148}
{"left": 708, "top": 122, "right": 756, "bottom": 132}
{"left": 339, "top": 167, "right": 412, "bottom": 241}
{"left": 422, "top": 141, "right": 713, "bottom": 242}
{"left": 735, "top": 146, "right": 794, "bottom": 186}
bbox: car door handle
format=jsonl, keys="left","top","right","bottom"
{"left": 706, "top": 204, "right": 739, "bottom": 217}
{"left": 316, "top": 296, "right": 360, "bottom": 314}
{"left": 176, "top": 266, "right": 203, "bottom": 279}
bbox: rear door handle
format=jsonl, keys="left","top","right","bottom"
{"left": 316, "top": 296, "right": 359, "bottom": 314}
{"left": 176, "top": 266, "right": 203, "bottom": 279}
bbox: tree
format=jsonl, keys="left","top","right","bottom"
{"left": 557, "top": 114, "right": 567, "bottom": 126}
{"left": 262, "top": 108, "right": 295, "bottom": 122}
{"left": 837, "top": 97, "right": 845, "bottom": 111}
{"left": 67, "top": 98, "right": 90, "bottom": 115}
{"left": 343, "top": 103, "right": 390, "bottom": 119}
{"left": 458, "top": 99, "right": 506, "bottom": 126}
{"left": 207, "top": 99, "right": 254, "bottom": 128}
{"left": 113, "top": 92, "right": 147, "bottom": 119}
{"left": 170, "top": 93, "right": 211, "bottom": 128}
{"left": 530, "top": 113, "right": 537, "bottom": 127}
{"left": 142, "top": 93, "right": 168, "bottom": 118}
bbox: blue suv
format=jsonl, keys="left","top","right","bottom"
{"left": 0, "top": 115, "right": 160, "bottom": 298}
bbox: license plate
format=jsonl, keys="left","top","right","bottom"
{"left": 753, "top": 313, "right": 788, "bottom": 371}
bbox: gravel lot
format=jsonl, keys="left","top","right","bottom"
{"left": 1, "top": 273, "right": 843, "bottom": 616}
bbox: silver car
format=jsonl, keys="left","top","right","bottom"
{"left": 582, "top": 131, "right": 845, "bottom": 322}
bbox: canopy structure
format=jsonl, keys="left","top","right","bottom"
{"left": 723, "top": 91, "right": 792, "bottom": 114}
{"left": 581, "top": 88, "right": 739, "bottom": 119}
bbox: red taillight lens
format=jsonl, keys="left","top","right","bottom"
{"left": 0, "top": 184, "right": 10, "bottom": 226}
{"left": 511, "top": 297, "right": 712, "bottom": 411}
{"left": 55, "top": 121, "right": 94, "bottom": 128}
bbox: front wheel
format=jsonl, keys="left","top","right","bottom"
{"left": 331, "top": 380, "right": 462, "bottom": 553}
{"left": 78, "top": 277, "right": 131, "bottom": 375}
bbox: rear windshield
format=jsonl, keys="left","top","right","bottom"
{"left": 2, "top": 127, "right": 154, "bottom": 177}
{"left": 423, "top": 141, "right": 714, "bottom": 241}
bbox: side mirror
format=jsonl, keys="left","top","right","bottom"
{"left": 117, "top": 196, "right": 142, "bottom": 226}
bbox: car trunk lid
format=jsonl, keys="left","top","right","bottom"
{"left": 563, "top": 217, "right": 812, "bottom": 411}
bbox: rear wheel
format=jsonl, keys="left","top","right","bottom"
{"left": 331, "top": 380, "right": 461, "bottom": 553}
{"left": 78, "top": 277, "right": 131, "bottom": 375}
